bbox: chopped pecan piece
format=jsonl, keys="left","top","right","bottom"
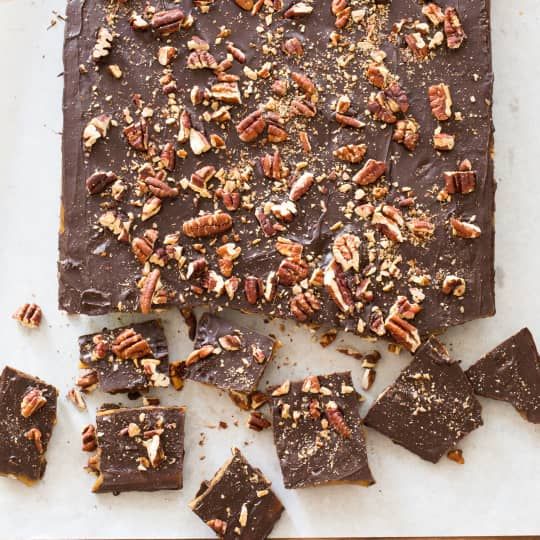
{"left": 131, "top": 229, "right": 158, "bottom": 263}
{"left": 189, "top": 165, "right": 216, "bottom": 197}
{"left": 81, "top": 424, "right": 97, "bottom": 452}
{"left": 324, "top": 261, "right": 354, "bottom": 314}
{"left": 24, "top": 428, "right": 44, "bottom": 454}
{"left": 275, "top": 237, "right": 303, "bottom": 259}
{"left": 365, "top": 62, "right": 390, "bottom": 89}
{"left": 422, "top": 3, "right": 444, "bottom": 26}
{"left": 112, "top": 328, "right": 152, "bottom": 359}
{"left": 236, "top": 110, "right": 266, "bottom": 143}
{"left": 429, "top": 83, "right": 453, "bottom": 121}
{"left": 284, "top": 2, "right": 313, "bottom": 18}
{"left": 20, "top": 387, "right": 47, "bottom": 418}
{"left": 67, "top": 387, "right": 87, "bottom": 410}
{"left": 158, "top": 45, "right": 177, "bottom": 66}
{"left": 290, "top": 291, "right": 321, "bottom": 322}
{"left": 290, "top": 99, "right": 317, "bottom": 118}
{"left": 441, "top": 275, "right": 466, "bottom": 297}
{"left": 190, "top": 128, "right": 211, "bottom": 155}
{"left": 393, "top": 118, "right": 420, "bottom": 151}
{"left": 206, "top": 520, "right": 227, "bottom": 536}
{"left": 255, "top": 206, "right": 281, "bottom": 237}
{"left": 372, "top": 205, "right": 404, "bottom": 243}
{"left": 291, "top": 72, "right": 316, "bottom": 96}
{"left": 234, "top": 0, "right": 253, "bottom": 10}
{"left": 433, "top": 132, "right": 455, "bottom": 151}
{"left": 185, "top": 345, "right": 215, "bottom": 367}
{"left": 92, "top": 27, "right": 113, "bottom": 62}
{"left": 244, "top": 276, "right": 264, "bottom": 305}
{"left": 444, "top": 161, "right": 477, "bottom": 194}
{"left": 260, "top": 150, "right": 285, "bottom": 179}
{"left": 282, "top": 36, "right": 304, "bottom": 56}
{"left": 407, "top": 218, "right": 435, "bottom": 238}
{"left": 332, "top": 233, "right": 361, "bottom": 272}
{"left": 218, "top": 334, "right": 242, "bottom": 351}
{"left": 289, "top": 172, "right": 314, "bottom": 201}
{"left": 332, "top": 0, "right": 351, "bottom": 28}
{"left": 333, "top": 143, "right": 367, "bottom": 164}
{"left": 405, "top": 33, "right": 428, "bottom": 60}
{"left": 98, "top": 210, "right": 132, "bottom": 243}
{"left": 124, "top": 119, "right": 149, "bottom": 151}
{"left": 277, "top": 258, "right": 309, "bottom": 286}
{"left": 141, "top": 196, "right": 162, "bottom": 221}
{"left": 450, "top": 218, "right": 481, "bottom": 239}
{"left": 444, "top": 7, "right": 466, "bottom": 49}
{"left": 211, "top": 82, "right": 242, "bottom": 104}
{"left": 76, "top": 369, "right": 98, "bottom": 392}
{"left": 151, "top": 8, "right": 185, "bottom": 36}
{"left": 325, "top": 401, "right": 351, "bottom": 438}
{"left": 271, "top": 79, "right": 288, "bottom": 96}
{"left": 83, "top": 114, "right": 111, "bottom": 150}
{"left": 183, "top": 212, "right": 233, "bottom": 238}
{"left": 247, "top": 412, "right": 271, "bottom": 431}
{"left": 187, "top": 50, "right": 219, "bottom": 70}
{"left": 85, "top": 170, "right": 117, "bottom": 195}
{"left": 353, "top": 159, "right": 386, "bottom": 186}
{"left": 335, "top": 113, "right": 365, "bottom": 129}
{"left": 12, "top": 303, "right": 42, "bottom": 328}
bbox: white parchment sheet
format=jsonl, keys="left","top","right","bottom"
{"left": 0, "top": 0, "right": 539, "bottom": 538}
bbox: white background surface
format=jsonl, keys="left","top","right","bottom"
{"left": 0, "top": 0, "right": 539, "bottom": 538}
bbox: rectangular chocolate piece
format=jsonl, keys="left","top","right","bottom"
{"left": 90, "top": 405, "right": 185, "bottom": 493}
{"left": 270, "top": 371, "right": 374, "bottom": 488}
{"left": 0, "top": 366, "right": 58, "bottom": 484}
{"left": 78, "top": 320, "right": 169, "bottom": 394}
{"left": 60, "top": 0, "right": 495, "bottom": 351}
{"left": 466, "top": 328, "right": 540, "bottom": 423}
{"left": 180, "top": 312, "right": 275, "bottom": 394}
{"left": 364, "top": 337, "right": 483, "bottom": 463}
{"left": 190, "top": 447, "right": 284, "bottom": 540}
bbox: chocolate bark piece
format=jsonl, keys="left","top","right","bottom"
{"left": 0, "top": 366, "right": 58, "bottom": 484}
{"left": 466, "top": 328, "right": 540, "bottom": 423}
{"left": 190, "top": 448, "right": 284, "bottom": 540}
{"left": 182, "top": 313, "right": 275, "bottom": 394}
{"left": 78, "top": 320, "right": 169, "bottom": 394}
{"left": 364, "top": 337, "right": 483, "bottom": 463}
{"left": 90, "top": 405, "right": 185, "bottom": 493}
{"left": 270, "top": 371, "right": 374, "bottom": 489}
{"left": 60, "top": 0, "right": 495, "bottom": 350}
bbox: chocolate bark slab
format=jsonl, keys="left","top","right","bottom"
{"left": 364, "top": 337, "right": 483, "bottom": 463}
{"left": 466, "top": 328, "right": 540, "bottom": 423}
{"left": 78, "top": 320, "right": 170, "bottom": 394}
{"left": 270, "top": 371, "right": 374, "bottom": 489}
{"left": 0, "top": 366, "right": 58, "bottom": 485}
{"left": 90, "top": 405, "right": 185, "bottom": 493}
{"left": 60, "top": 0, "right": 495, "bottom": 351}
{"left": 179, "top": 312, "right": 275, "bottom": 394}
{"left": 190, "top": 447, "right": 284, "bottom": 540}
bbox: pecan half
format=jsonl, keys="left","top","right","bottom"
{"left": 325, "top": 402, "right": 351, "bottom": 438}
{"left": 187, "top": 50, "right": 218, "bottom": 70}
{"left": 67, "top": 388, "right": 87, "bottom": 410}
{"left": 255, "top": 206, "right": 281, "bottom": 237}
{"left": 244, "top": 276, "right": 264, "bottom": 305}
{"left": 132, "top": 229, "right": 158, "bottom": 263}
{"left": 24, "top": 428, "right": 44, "bottom": 453}
{"left": 332, "top": 233, "right": 361, "bottom": 272}
{"left": 86, "top": 171, "right": 117, "bottom": 195}
{"left": 112, "top": 328, "right": 152, "bottom": 359}
{"left": 444, "top": 7, "right": 466, "bottom": 49}
{"left": 76, "top": 369, "right": 98, "bottom": 392}
{"left": 82, "top": 424, "right": 97, "bottom": 452}
{"left": 236, "top": 109, "right": 266, "bottom": 143}
{"left": 289, "top": 172, "right": 314, "bottom": 201}
{"left": 333, "top": 143, "right": 367, "bottom": 164}
{"left": 450, "top": 218, "right": 481, "bottom": 239}
{"left": 429, "top": 83, "right": 452, "bottom": 121}
{"left": 291, "top": 71, "right": 316, "bottom": 96}
{"left": 183, "top": 212, "right": 233, "bottom": 238}
{"left": 290, "top": 291, "right": 321, "bottom": 322}
{"left": 332, "top": 0, "right": 351, "bottom": 28}
{"left": 324, "top": 261, "right": 354, "bottom": 314}
{"left": 291, "top": 99, "right": 317, "bottom": 118}
{"left": 353, "top": 159, "right": 386, "bottom": 186}
{"left": 146, "top": 175, "right": 179, "bottom": 198}
{"left": 284, "top": 2, "right": 313, "bottom": 18}
{"left": 384, "top": 314, "right": 421, "bottom": 352}
{"left": 12, "top": 303, "right": 42, "bottom": 328}
{"left": 139, "top": 268, "right": 162, "bottom": 314}
{"left": 277, "top": 258, "right": 309, "bottom": 286}
{"left": 151, "top": 8, "right": 185, "bottom": 36}
{"left": 260, "top": 150, "right": 286, "bottom": 179}
{"left": 21, "top": 387, "right": 47, "bottom": 418}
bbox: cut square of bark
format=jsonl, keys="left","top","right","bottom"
{"left": 0, "top": 366, "right": 58, "bottom": 485}
{"left": 364, "top": 337, "right": 483, "bottom": 463}
{"left": 466, "top": 328, "right": 540, "bottom": 423}
{"left": 190, "top": 448, "right": 284, "bottom": 539}
{"left": 89, "top": 405, "right": 185, "bottom": 493}
{"left": 270, "top": 371, "right": 374, "bottom": 488}
{"left": 78, "top": 320, "right": 169, "bottom": 394}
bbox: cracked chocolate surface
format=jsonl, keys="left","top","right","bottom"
{"left": 190, "top": 447, "right": 284, "bottom": 540}
{"left": 364, "top": 337, "right": 483, "bottom": 463}
{"left": 270, "top": 371, "right": 374, "bottom": 488}
{"left": 78, "top": 319, "right": 169, "bottom": 394}
{"left": 92, "top": 405, "right": 185, "bottom": 493}
{"left": 466, "top": 328, "right": 540, "bottom": 424}
{"left": 60, "top": 0, "right": 495, "bottom": 351}
{"left": 0, "top": 366, "right": 58, "bottom": 484}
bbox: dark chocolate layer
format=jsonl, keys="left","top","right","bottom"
{"left": 466, "top": 328, "right": 540, "bottom": 423}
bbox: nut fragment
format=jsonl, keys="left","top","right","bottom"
{"left": 289, "top": 172, "right": 314, "bottom": 201}
{"left": 325, "top": 402, "right": 351, "bottom": 438}
{"left": 362, "top": 368, "right": 376, "bottom": 391}
{"left": 92, "top": 27, "right": 113, "bottom": 63}
{"left": 218, "top": 334, "right": 243, "bottom": 351}
{"left": 443, "top": 161, "right": 477, "bottom": 194}
{"left": 444, "top": 7, "right": 466, "bottom": 49}
{"left": 24, "top": 428, "right": 44, "bottom": 454}
{"left": 82, "top": 424, "right": 97, "bottom": 452}
{"left": 450, "top": 218, "right": 481, "bottom": 239}
{"left": 405, "top": 33, "right": 428, "bottom": 60}
{"left": 20, "top": 387, "right": 47, "bottom": 418}
{"left": 333, "top": 144, "right": 367, "bottom": 164}
{"left": 206, "top": 519, "right": 227, "bottom": 536}
{"left": 86, "top": 170, "right": 117, "bottom": 195}
{"left": 12, "top": 303, "right": 42, "bottom": 328}
{"left": 143, "top": 434, "right": 165, "bottom": 468}
{"left": 353, "top": 159, "right": 386, "bottom": 186}
{"left": 393, "top": 118, "right": 420, "bottom": 151}
{"left": 290, "top": 291, "right": 321, "bottom": 322}
{"left": 151, "top": 8, "right": 185, "bottom": 36}
{"left": 183, "top": 212, "right": 233, "bottom": 238}
{"left": 277, "top": 258, "right": 309, "bottom": 286}
{"left": 83, "top": 114, "right": 111, "bottom": 151}
{"left": 324, "top": 261, "right": 354, "bottom": 314}
{"left": 447, "top": 449, "right": 465, "bottom": 464}
{"left": 282, "top": 37, "right": 304, "bottom": 56}
{"left": 422, "top": 3, "right": 444, "bottom": 26}
{"left": 441, "top": 275, "right": 466, "bottom": 297}
{"left": 247, "top": 412, "right": 271, "bottom": 431}
{"left": 244, "top": 275, "right": 264, "bottom": 305}
{"left": 271, "top": 380, "right": 290, "bottom": 396}
{"left": 384, "top": 315, "right": 421, "bottom": 352}
{"left": 332, "top": 233, "right": 361, "bottom": 272}
{"left": 284, "top": 2, "right": 313, "bottom": 18}
{"left": 291, "top": 71, "right": 316, "bottom": 96}
{"left": 67, "top": 388, "right": 87, "bottom": 411}
{"left": 429, "top": 84, "right": 452, "bottom": 121}
{"left": 433, "top": 132, "right": 455, "bottom": 151}
{"left": 124, "top": 119, "right": 149, "bottom": 152}
{"left": 139, "top": 268, "right": 162, "bottom": 314}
